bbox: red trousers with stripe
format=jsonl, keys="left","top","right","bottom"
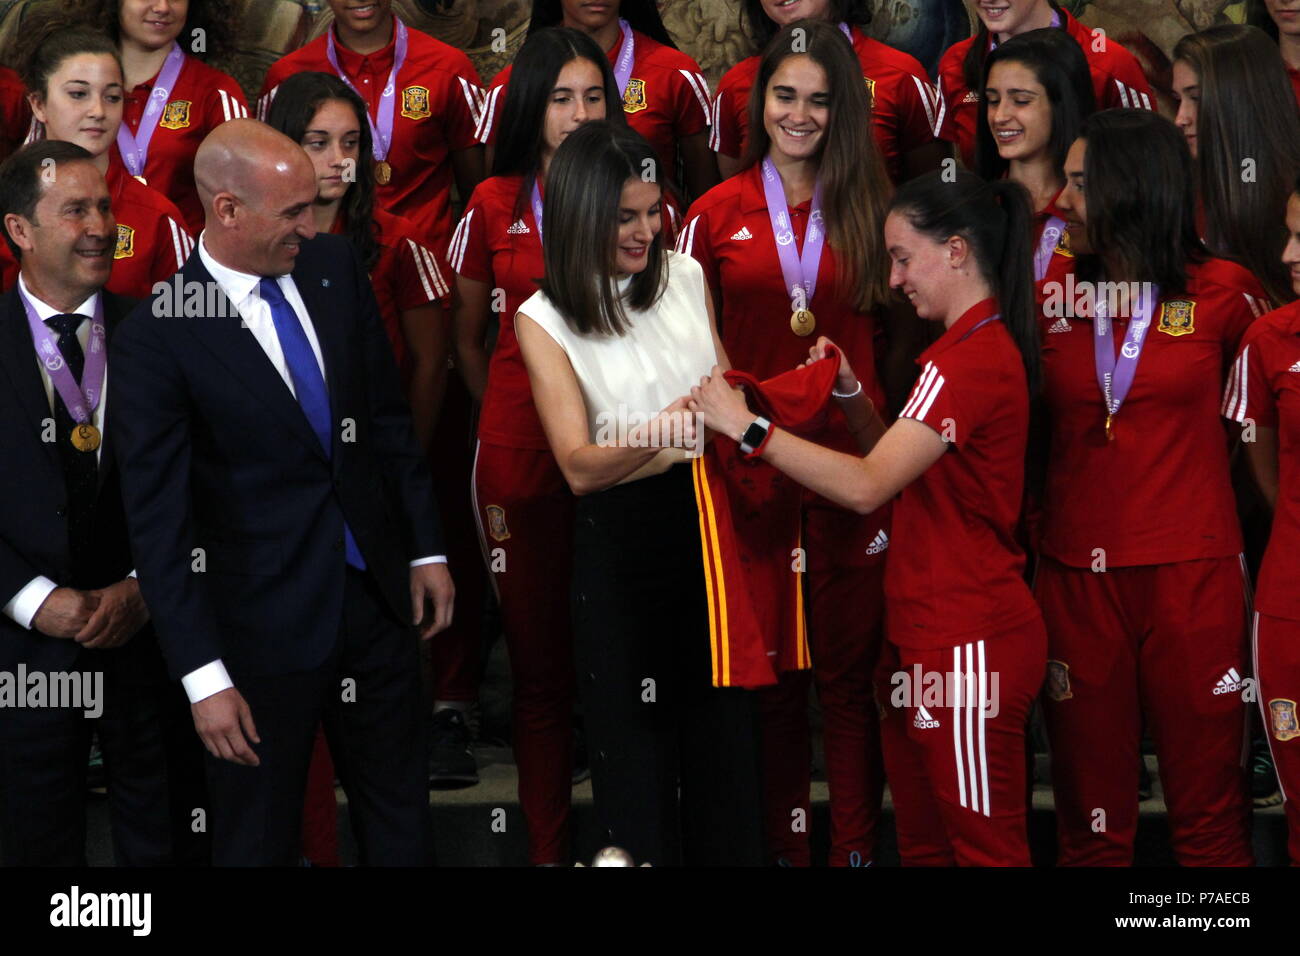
{"left": 874, "top": 620, "right": 1045, "bottom": 866}
{"left": 1253, "top": 612, "right": 1300, "bottom": 864}
{"left": 1036, "top": 555, "right": 1253, "bottom": 866}
{"left": 472, "top": 442, "right": 575, "bottom": 865}
{"left": 758, "top": 500, "right": 887, "bottom": 866}
{"left": 430, "top": 378, "right": 489, "bottom": 703}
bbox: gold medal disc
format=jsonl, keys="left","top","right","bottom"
{"left": 71, "top": 423, "right": 101, "bottom": 453}
{"left": 791, "top": 308, "right": 816, "bottom": 337}
{"left": 133, "top": 174, "right": 148, "bottom": 186}
{"left": 1105, "top": 413, "right": 1114, "bottom": 442}
{"left": 375, "top": 160, "right": 392, "bottom": 185}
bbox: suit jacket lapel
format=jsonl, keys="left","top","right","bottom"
{"left": 177, "top": 255, "right": 329, "bottom": 460}
{"left": 0, "top": 291, "right": 63, "bottom": 480}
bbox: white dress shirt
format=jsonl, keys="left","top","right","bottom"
{"left": 181, "top": 235, "right": 444, "bottom": 704}
{"left": 2, "top": 275, "right": 115, "bottom": 631}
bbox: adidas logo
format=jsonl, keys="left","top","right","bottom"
{"left": 1289, "top": 360, "right": 1300, "bottom": 373}
{"left": 1213, "top": 667, "right": 1244, "bottom": 696}
{"left": 962, "top": 91, "right": 979, "bottom": 104}
{"left": 1047, "top": 317, "right": 1072, "bottom": 334}
{"left": 913, "top": 706, "right": 940, "bottom": 730}
{"left": 506, "top": 219, "right": 530, "bottom": 235}
{"left": 730, "top": 226, "right": 753, "bottom": 241}
{"left": 866, "top": 531, "right": 890, "bottom": 555}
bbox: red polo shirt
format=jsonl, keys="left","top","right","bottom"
{"left": 332, "top": 207, "right": 448, "bottom": 377}
{"left": 476, "top": 27, "right": 711, "bottom": 188}
{"left": 1223, "top": 299, "right": 1300, "bottom": 621}
{"left": 1039, "top": 257, "right": 1261, "bottom": 568}
{"left": 259, "top": 20, "right": 484, "bottom": 259}
{"left": 1288, "top": 64, "right": 1300, "bottom": 110}
{"left": 887, "top": 298, "right": 1039, "bottom": 649}
{"left": 677, "top": 163, "right": 884, "bottom": 452}
{"left": 937, "top": 9, "right": 1153, "bottom": 168}
{"left": 120, "top": 54, "right": 248, "bottom": 234}
{"left": 0, "top": 66, "right": 31, "bottom": 160}
{"left": 709, "top": 25, "right": 939, "bottom": 183}
{"left": 0, "top": 155, "right": 193, "bottom": 300}
{"left": 448, "top": 174, "right": 547, "bottom": 449}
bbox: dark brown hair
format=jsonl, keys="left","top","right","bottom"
{"left": 539, "top": 121, "right": 667, "bottom": 336}
{"left": 18, "top": 21, "right": 122, "bottom": 101}
{"left": 740, "top": 18, "right": 891, "bottom": 312}
{"left": 265, "top": 71, "right": 380, "bottom": 272}
{"left": 1076, "top": 109, "right": 1206, "bottom": 293}
{"left": 65, "top": 0, "right": 240, "bottom": 64}
{"left": 1173, "top": 24, "right": 1300, "bottom": 306}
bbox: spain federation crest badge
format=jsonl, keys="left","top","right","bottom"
{"left": 114, "top": 224, "right": 135, "bottom": 259}
{"left": 1270, "top": 698, "right": 1299, "bottom": 741}
{"left": 486, "top": 505, "right": 510, "bottom": 542}
{"left": 1046, "top": 660, "right": 1073, "bottom": 701}
{"left": 863, "top": 76, "right": 876, "bottom": 109}
{"left": 1158, "top": 299, "right": 1196, "bottom": 336}
{"left": 160, "top": 100, "right": 191, "bottom": 129}
{"left": 622, "top": 78, "right": 648, "bottom": 114}
{"left": 401, "top": 85, "right": 431, "bottom": 120}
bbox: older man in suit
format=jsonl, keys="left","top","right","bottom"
{"left": 0, "top": 140, "right": 176, "bottom": 865}
{"left": 110, "top": 119, "right": 454, "bottom": 866}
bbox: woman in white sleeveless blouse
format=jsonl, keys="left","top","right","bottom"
{"left": 516, "top": 121, "right": 764, "bottom": 866}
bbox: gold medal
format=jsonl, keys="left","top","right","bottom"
{"left": 375, "top": 160, "right": 392, "bottom": 185}
{"left": 791, "top": 308, "right": 815, "bottom": 337}
{"left": 1105, "top": 413, "right": 1114, "bottom": 442}
{"left": 133, "top": 174, "right": 148, "bottom": 186}
{"left": 70, "top": 423, "right": 101, "bottom": 453}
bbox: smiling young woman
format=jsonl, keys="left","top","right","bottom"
{"left": 678, "top": 19, "right": 894, "bottom": 867}
{"left": 60, "top": 0, "right": 248, "bottom": 235}
{"left": 515, "top": 121, "right": 762, "bottom": 866}
{"left": 937, "top": 0, "right": 1151, "bottom": 168}
{"left": 446, "top": 27, "right": 624, "bottom": 867}
{"left": 0, "top": 24, "right": 193, "bottom": 301}
{"left": 976, "top": 28, "right": 1093, "bottom": 283}
{"left": 477, "top": 0, "right": 716, "bottom": 204}
{"left": 711, "top": 0, "right": 944, "bottom": 184}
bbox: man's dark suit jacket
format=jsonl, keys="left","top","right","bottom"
{"left": 0, "top": 288, "right": 158, "bottom": 675}
{"left": 109, "top": 234, "right": 444, "bottom": 682}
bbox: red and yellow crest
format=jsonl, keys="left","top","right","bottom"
{"left": 485, "top": 505, "right": 510, "bottom": 542}
{"left": 114, "top": 224, "right": 135, "bottom": 259}
{"left": 401, "top": 85, "right": 431, "bottom": 120}
{"left": 863, "top": 76, "right": 876, "bottom": 108}
{"left": 160, "top": 100, "right": 191, "bottom": 129}
{"left": 1271, "top": 698, "right": 1299, "bottom": 741}
{"left": 1158, "top": 299, "right": 1196, "bottom": 337}
{"left": 622, "top": 78, "right": 648, "bottom": 114}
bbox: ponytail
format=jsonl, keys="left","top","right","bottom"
{"left": 988, "top": 178, "right": 1041, "bottom": 396}
{"left": 891, "top": 170, "right": 1040, "bottom": 396}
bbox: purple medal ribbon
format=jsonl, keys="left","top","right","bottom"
{"left": 837, "top": 21, "right": 853, "bottom": 42}
{"left": 760, "top": 157, "right": 826, "bottom": 315}
{"left": 1034, "top": 215, "right": 1065, "bottom": 282}
{"left": 612, "top": 19, "right": 636, "bottom": 97}
{"left": 17, "top": 287, "right": 107, "bottom": 426}
{"left": 115, "top": 41, "right": 186, "bottom": 179}
{"left": 1093, "top": 282, "right": 1158, "bottom": 421}
{"left": 326, "top": 17, "right": 408, "bottom": 162}
{"left": 530, "top": 178, "right": 544, "bottom": 244}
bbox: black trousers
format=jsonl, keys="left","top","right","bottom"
{"left": 0, "top": 647, "right": 178, "bottom": 866}
{"left": 573, "top": 465, "right": 764, "bottom": 866}
{"left": 203, "top": 569, "right": 433, "bottom": 866}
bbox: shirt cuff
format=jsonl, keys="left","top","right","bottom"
{"left": 3, "top": 576, "right": 59, "bottom": 631}
{"left": 181, "top": 660, "right": 234, "bottom": 704}
{"left": 128, "top": 569, "right": 137, "bottom": 579}
{"left": 409, "top": 556, "right": 447, "bottom": 567}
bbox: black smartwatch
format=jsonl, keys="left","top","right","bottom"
{"left": 738, "top": 416, "right": 772, "bottom": 455}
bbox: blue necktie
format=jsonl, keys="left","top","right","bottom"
{"left": 259, "top": 278, "right": 365, "bottom": 570}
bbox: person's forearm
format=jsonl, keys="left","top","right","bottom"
{"left": 837, "top": 390, "right": 887, "bottom": 455}
{"left": 755, "top": 427, "right": 883, "bottom": 515}
{"left": 406, "top": 359, "right": 441, "bottom": 453}
{"left": 455, "top": 333, "right": 490, "bottom": 403}
{"left": 563, "top": 442, "right": 670, "bottom": 496}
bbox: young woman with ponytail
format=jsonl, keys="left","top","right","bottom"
{"left": 1037, "top": 109, "right": 1256, "bottom": 866}
{"left": 937, "top": 0, "right": 1151, "bottom": 168}
{"left": 691, "top": 168, "right": 1047, "bottom": 866}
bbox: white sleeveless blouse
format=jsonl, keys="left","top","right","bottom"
{"left": 519, "top": 251, "right": 719, "bottom": 446}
